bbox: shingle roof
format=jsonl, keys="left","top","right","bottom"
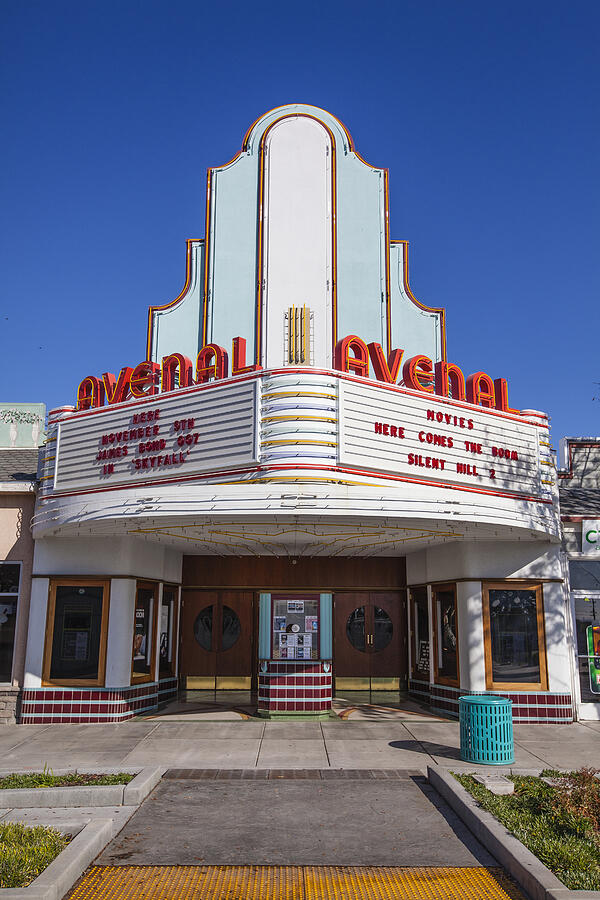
{"left": 559, "top": 487, "right": 600, "bottom": 517}
{"left": 0, "top": 448, "right": 39, "bottom": 483}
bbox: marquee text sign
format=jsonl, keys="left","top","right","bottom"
{"left": 54, "top": 379, "right": 258, "bottom": 492}
{"left": 339, "top": 379, "right": 543, "bottom": 497}
{"left": 75, "top": 335, "right": 521, "bottom": 416}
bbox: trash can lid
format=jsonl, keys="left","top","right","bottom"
{"left": 458, "top": 694, "right": 512, "bottom": 705}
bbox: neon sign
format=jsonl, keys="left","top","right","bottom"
{"left": 76, "top": 334, "right": 519, "bottom": 416}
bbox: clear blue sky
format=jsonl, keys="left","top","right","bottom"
{"left": 2, "top": 0, "right": 598, "bottom": 447}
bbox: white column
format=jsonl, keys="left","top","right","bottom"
{"left": 543, "top": 581, "right": 572, "bottom": 693}
{"left": 23, "top": 577, "right": 49, "bottom": 688}
{"left": 457, "top": 581, "right": 486, "bottom": 691}
{"left": 104, "top": 579, "right": 136, "bottom": 688}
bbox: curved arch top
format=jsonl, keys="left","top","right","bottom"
{"left": 149, "top": 104, "right": 445, "bottom": 370}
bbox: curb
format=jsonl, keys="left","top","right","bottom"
{"left": 0, "top": 767, "right": 164, "bottom": 809}
{"left": 0, "top": 818, "right": 113, "bottom": 900}
{"left": 427, "top": 766, "right": 600, "bottom": 900}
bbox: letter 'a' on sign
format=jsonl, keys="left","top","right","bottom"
{"left": 77, "top": 376, "right": 105, "bottom": 410}
{"left": 196, "top": 344, "right": 228, "bottom": 383}
{"left": 334, "top": 336, "right": 369, "bottom": 377}
{"left": 466, "top": 371, "right": 496, "bottom": 408}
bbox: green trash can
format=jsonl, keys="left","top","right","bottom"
{"left": 459, "top": 694, "right": 514, "bottom": 765}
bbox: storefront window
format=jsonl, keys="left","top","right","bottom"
{"left": 132, "top": 582, "right": 158, "bottom": 682}
{"left": 483, "top": 583, "right": 548, "bottom": 690}
{"left": 43, "top": 580, "right": 109, "bottom": 685}
{"left": 272, "top": 594, "right": 319, "bottom": 660}
{"left": 0, "top": 563, "right": 21, "bottom": 683}
{"left": 571, "top": 592, "right": 600, "bottom": 702}
{"left": 410, "top": 586, "right": 430, "bottom": 680}
{"left": 159, "top": 586, "right": 178, "bottom": 677}
{"left": 433, "top": 584, "right": 458, "bottom": 685}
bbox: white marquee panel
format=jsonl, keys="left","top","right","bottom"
{"left": 338, "top": 379, "right": 544, "bottom": 498}
{"left": 54, "top": 380, "right": 258, "bottom": 493}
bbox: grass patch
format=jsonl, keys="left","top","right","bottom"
{"left": 455, "top": 769, "right": 600, "bottom": 891}
{"left": 0, "top": 771, "right": 134, "bottom": 789}
{"left": 0, "top": 821, "right": 69, "bottom": 888}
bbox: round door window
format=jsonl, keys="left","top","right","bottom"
{"left": 373, "top": 606, "right": 393, "bottom": 652}
{"left": 346, "top": 606, "right": 366, "bottom": 652}
{"left": 193, "top": 605, "right": 213, "bottom": 651}
{"left": 221, "top": 606, "right": 241, "bottom": 651}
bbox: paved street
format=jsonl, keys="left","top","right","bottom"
{"left": 0, "top": 717, "right": 598, "bottom": 773}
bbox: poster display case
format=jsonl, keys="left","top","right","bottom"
{"left": 271, "top": 594, "right": 320, "bottom": 660}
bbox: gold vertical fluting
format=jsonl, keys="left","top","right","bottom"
{"left": 288, "top": 305, "right": 310, "bottom": 364}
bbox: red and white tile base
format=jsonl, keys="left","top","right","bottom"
{"left": 408, "top": 679, "right": 573, "bottom": 723}
{"left": 19, "top": 677, "right": 178, "bottom": 724}
{"left": 258, "top": 660, "right": 332, "bottom": 716}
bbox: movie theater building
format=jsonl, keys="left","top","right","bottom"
{"left": 21, "top": 104, "right": 574, "bottom": 724}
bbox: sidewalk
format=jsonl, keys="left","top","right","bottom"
{"left": 1, "top": 717, "right": 597, "bottom": 773}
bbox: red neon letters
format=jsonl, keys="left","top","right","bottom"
{"left": 76, "top": 333, "right": 518, "bottom": 415}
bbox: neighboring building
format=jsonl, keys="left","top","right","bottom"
{"left": 559, "top": 437, "right": 600, "bottom": 720}
{"left": 0, "top": 404, "right": 45, "bottom": 723}
{"left": 20, "top": 105, "right": 573, "bottom": 724}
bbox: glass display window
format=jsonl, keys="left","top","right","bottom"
{"left": 571, "top": 592, "right": 600, "bottom": 702}
{"left": 483, "top": 582, "right": 548, "bottom": 690}
{"left": 159, "top": 585, "right": 178, "bottom": 677}
{"left": 432, "top": 584, "right": 459, "bottom": 686}
{"left": 409, "top": 586, "right": 430, "bottom": 681}
{"left": 43, "top": 579, "right": 110, "bottom": 685}
{"left": 132, "top": 581, "right": 159, "bottom": 682}
{"left": 271, "top": 593, "right": 319, "bottom": 660}
{"left": 0, "top": 562, "right": 21, "bottom": 683}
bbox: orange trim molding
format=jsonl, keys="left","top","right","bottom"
{"left": 146, "top": 239, "right": 201, "bottom": 360}
{"left": 391, "top": 239, "right": 447, "bottom": 361}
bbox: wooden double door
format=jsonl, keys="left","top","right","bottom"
{"left": 334, "top": 592, "right": 407, "bottom": 690}
{"left": 180, "top": 591, "right": 256, "bottom": 690}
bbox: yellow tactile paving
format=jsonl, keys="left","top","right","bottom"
{"left": 66, "top": 866, "right": 527, "bottom": 900}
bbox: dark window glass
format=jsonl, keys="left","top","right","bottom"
{"left": 159, "top": 588, "right": 176, "bottom": 676}
{"left": 572, "top": 593, "right": 600, "bottom": 701}
{"left": 0, "top": 596, "right": 18, "bottom": 682}
{"left": 436, "top": 589, "right": 458, "bottom": 680}
{"left": 50, "top": 585, "right": 104, "bottom": 680}
{"left": 489, "top": 589, "right": 540, "bottom": 683}
{"left": 346, "top": 606, "right": 366, "bottom": 653}
{"left": 194, "top": 605, "right": 213, "bottom": 651}
{"left": 569, "top": 561, "right": 600, "bottom": 591}
{"left": 373, "top": 607, "right": 393, "bottom": 651}
{"left": 0, "top": 564, "right": 20, "bottom": 594}
{"left": 411, "top": 587, "right": 430, "bottom": 677}
{"left": 132, "top": 587, "right": 155, "bottom": 677}
{"left": 221, "top": 606, "right": 241, "bottom": 651}
{"left": 0, "top": 563, "right": 20, "bottom": 682}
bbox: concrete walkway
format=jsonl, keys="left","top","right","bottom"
{"left": 97, "top": 771, "right": 496, "bottom": 867}
{"left": 1, "top": 718, "right": 598, "bottom": 773}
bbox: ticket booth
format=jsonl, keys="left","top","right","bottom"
{"left": 257, "top": 592, "right": 332, "bottom": 718}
